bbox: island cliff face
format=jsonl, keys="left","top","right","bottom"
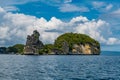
{"left": 24, "top": 31, "right": 100, "bottom": 55}
{"left": 72, "top": 43, "right": 100, "bottom": 55}
{"left": 24, "top": 30, "right": 44, "bottom": 54}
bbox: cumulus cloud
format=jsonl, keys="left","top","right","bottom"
{"left": 0, "top": 7, "right": 119, "bottom": 46}
{"left": 59, "top": 4, "right": 89, "bottom": 12}
{"left": 74, "top": 19, "right": 108, "bottom": 43}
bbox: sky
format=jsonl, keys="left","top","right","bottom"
{"left": 0, "top": 0, "right": 120, "bottom": 51}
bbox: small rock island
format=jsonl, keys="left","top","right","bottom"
{"left": 24, "top": 30, "right": 44, "bottom": 55}
{"left": 23, "top": 30, "right": 100, "bottom": 55}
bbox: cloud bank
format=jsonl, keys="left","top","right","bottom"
{"left": 0, "top": 7, "right": 119, "bottom": 46}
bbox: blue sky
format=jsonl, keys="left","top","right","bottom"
{"left": 0, "top": 0, "right": 120, "bottom": 51}
{"left": 15, "top": 0, "right": 120, "bottom": 20}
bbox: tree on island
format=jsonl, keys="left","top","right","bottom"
{"left": 6, "top": 44, "right": 24, "bottom": 54}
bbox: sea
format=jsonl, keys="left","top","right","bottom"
{"left": 0, "top": 51, "right": 120, "bottom": 80}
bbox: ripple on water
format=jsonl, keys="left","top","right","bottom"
{"left": 0, "top": 55, "right": 119, "bottom": 80}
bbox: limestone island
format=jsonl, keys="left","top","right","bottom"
{"left": 23, "top": 30, "right": 100, "bottom": 55}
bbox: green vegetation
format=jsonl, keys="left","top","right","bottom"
{"left": 39, "top": 44, "right": 54, "bottom": 54}
{"left": 54, "top": 33, "right": 100, "bottom": 50}
{"left": 6, "top": 44, "right": 24, "bottom": 54}
{"left": 7, "top": 46, "right": 18, "bottom": 53}
{"left": 13, "top": 44, "right": 24, "bottom": 53}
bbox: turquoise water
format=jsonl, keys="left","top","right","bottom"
{"left": 0, "top": 52, "right": 120, "bottom": 80}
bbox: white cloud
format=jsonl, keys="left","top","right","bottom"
{"left": 64, "top": 0, "right": 72, "bottom": 3}
{"left": 0, "top": 0, "right": 38, "bottom": 7}
{"left": 105, "top": 4, "right": 113, "bottom": 10}
{"left": 101, "top": 8, "right": 120, "bottom": 19}
{"left": 74, "top": 19, "right": 108, "bottom": 43}
{"left": 0, "top": 7, "right": 5, "bottom": 12}
{"left": 99, "top": 8, "right": 120, "bottom": 44}
{"left": 0, "top": 27, "right": 9, "bottom": 39}
{"left": 107, "top": 38, "right": 120, "bottom": 45}
{"left": 70, "top": 16, "right": 88, "bottom": 23}
{"left": 112, "top": 9, "right": 120, "bottom": 14}
{"left": 92, "top": 1, "right": 105, "bottom": 8}
{"left": 3, "top": 6, "right": 19, "bottom": 12}
{"left": 0, "top": 7, "right": 119, "bottom": 46}
{"left": 92, "top": 1, "right": 113, "bottom": 11}
{"left": 59, "top": 4, "right": 89, "bottom": 12}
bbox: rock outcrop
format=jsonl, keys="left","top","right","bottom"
{"left": 62, "top": 41, "right": 69, "bottom": 54}
{"left": 72, "top": 43, "right": 100, "bottom": 55}
{"left": 53, "top": 41, "right": 69, "bottom": 55}
{"left": 24, "top": 30, "right": 44, "bottom": 54}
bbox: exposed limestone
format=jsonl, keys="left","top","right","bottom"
{"left": 24, "top": 30, "right": 44, "bottom": 54}
{"left": 72, "top": 43, "right": 100, "bottom": 55}
{"left": 72, "top": 44, "right": 82, "bottom": 54}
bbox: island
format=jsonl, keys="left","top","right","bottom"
{"left": 23, "top": 30, "right": 100, "bottom": 55}
{"left": 0, "top": 30, "right": 100, "bottom": 55}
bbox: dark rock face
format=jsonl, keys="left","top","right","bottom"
{"left": 51, "top": 41, "right": 69, "bottom": 55}
{"left": 24, "top": 30, "right": 44, "bottom": 54}
{"left": 51, "top": 49, "right": 63, "bottom": 55}
{"left": 62, "top": 41, "right": 69, "bottom": 54}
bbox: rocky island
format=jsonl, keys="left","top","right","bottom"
{"left": 54, "top": 33, "right": 100, "bottom": 55}
{"left": 24, "top": 30, "right": 44, "bottom": 55}
{"left": 23, "top": 30, "right": 100, "bottom": 55}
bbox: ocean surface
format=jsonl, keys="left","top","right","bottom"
{"left": 0, "top": 51, "right": 120, "bottom": 80}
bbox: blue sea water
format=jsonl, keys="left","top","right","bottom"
{"left": 0, "top": 52, "right": 120, "bottom": 80}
